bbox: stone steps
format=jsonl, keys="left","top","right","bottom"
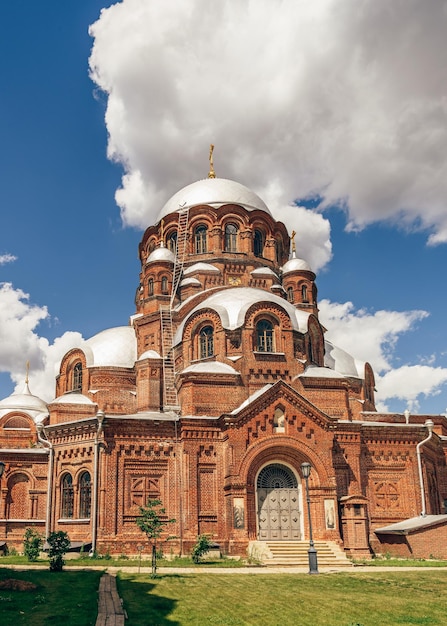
{"left": 253, "top": 541, "right": 352, "bottom": 567}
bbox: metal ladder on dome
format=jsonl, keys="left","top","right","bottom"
{"left": 160, "top": 206, "right": 190, "bottom": 412}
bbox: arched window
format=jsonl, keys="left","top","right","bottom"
{"left": 301, "top": 284, "right": 308, "bottom": 302}
{"left": 195, "top": 225, "right": 208, "bottom": 254}
{"left": 287, "top": 287, "right": 294, "bottom": 303}
{"left": 224, "top": 223, "right": 238, "bottom": 252}
{"left": 79, "top": 471, "right": 91, "bottom": 518}
{"left": 161, "top": 276, "right": 169, "bottom": 294}
{"left": 148, "top": 278, "right": 154, "bottom": 296}
{"left": 199, "top": 326, "right": 214, "bottom": 359}
{"left": 168, "top": 231, "right": 177, "bottom": 254}
{"left": 72, "top": 362, "right": 82, "bottom": 391}
{"left": 253, "top": 230, "right": 264, "bottom": 257}
{"left": 276, "top": 238, "right": 284, "bottom": 264}
{"left": 256, "top": 319, "right": 274, "bottom": 352}
{"left": 61, "top": 474, "right": 74, "bottom": 518}
{"left": 273, "top": 406, "right": 285, "bottom": 432}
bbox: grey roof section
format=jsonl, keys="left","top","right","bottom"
{"left": 180, "top": 277, "right": 202, "bottom": 287}
{"left": 230, "top": 384, "right": 273, "bottom": 415}
{"left": 158, "top": 178, "right": 272, "bottom": 219}
{"left": 299, "top": 365, "right": 347, "bottom": 379}
{"left": 250, "top": 266, "right": 279, "bottom": 278}
{"left": 324, "top": 340, "right": 364, "bottom": 378}
{"left": 51, "top": 393, "right": 96, "bottom": 405}
{"left": 375, "top": 515, "right": 447, "bottom": 535}
{"left": 183, "top": 262, "right": 221, "bottom": 275}
{"left": 83, "top": 326, "right": 137, "bottom": 368}
{"left": 181, "top": 362, "right": 239, "bottom": 375}
{"left": 174, "top": 287, "right": 311, "bottom": 345}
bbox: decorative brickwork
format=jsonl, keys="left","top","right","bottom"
{"left": 1, "top": 175, "right": 447, "bottom": 559}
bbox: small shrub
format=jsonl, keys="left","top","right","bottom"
{"left": 47, "top": 531, "right": 70, "bottom": 572}
{"left": 191, "top": 534, "right": 213, "bottom": 564}
{"left": 23, "top": 527, "right": 44, "bottom": 562}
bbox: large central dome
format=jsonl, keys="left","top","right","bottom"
{"left": 158, "top": 177, "right": 271, "bottom": 220}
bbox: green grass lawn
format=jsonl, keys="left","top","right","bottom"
{"left": 0, "top": 567, "right": 101, "bottom": 625}
{"left": 117, "top": 571, "right": 447, "bottom": 626}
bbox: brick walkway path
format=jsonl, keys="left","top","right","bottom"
{"left": 96, "top": 572, "right": 126, "bottom": 625}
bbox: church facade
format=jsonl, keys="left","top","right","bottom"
{"left": 1, "top": 170, "right": 447, "bottom": 560}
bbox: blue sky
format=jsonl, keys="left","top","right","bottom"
{"left": 1, "top": 1, "right": 447, "bottom": 415}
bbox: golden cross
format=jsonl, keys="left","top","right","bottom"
{"left": 208, "top": 144, "right": 216, "bottom": 178}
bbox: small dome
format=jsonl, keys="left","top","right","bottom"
{"left": 83, "top": 327, "right": 137, "bottom": 368}
{"left": 0, "top": 382, "right": 48, "bottom": 421}
{"left": 282, "top": 252, "right": 313, "bottom": 275}
{"left": 138, "top": 349, "right": 161, "bottom": 360}
{"left": 50, "top": 392, "right": 95, "bottom": 405}
{"left": 158, "top": 178, "right": 272, "bottom": 220}
{"left": 146, "top": 245, "right": 175, "bottom": 264}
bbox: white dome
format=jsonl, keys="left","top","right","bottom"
{"left": 83, "top": 327, "right": 137, "bottom": 368}
{"left": 282, "top": 253, "right": 313, "bottom": 275}
{"left": 0, "top": 382, "right": 48, "bottom": 421}
{"left": 146, "top": 245, "right": 175, "bottom": 264}
{"left": 158, "top": 178, "right": 272, "bottom": 219}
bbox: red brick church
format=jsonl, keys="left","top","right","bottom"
{"left": 1, "top": 162, "right": 447, "bottom": 561}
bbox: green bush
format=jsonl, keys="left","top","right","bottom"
{"left": 47, "top": 531, "right": 70, "bottom": 572}
{"left": 191, "top": 534, "right": 213, "bottom": 564}
{"left": 23, "top": 527, "right": 43, "bottom": 562}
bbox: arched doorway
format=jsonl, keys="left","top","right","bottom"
{"left": 257, "top": 463, "right": 301, "bottom": 540}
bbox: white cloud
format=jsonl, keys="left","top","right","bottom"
{"left": 0, "top": 283, "right": 84, "bottom": 402}
{"left": 318, "top": 299, "right": 429, "bottom": 373}
{"left": 319, "top": 298, "right": 447, "bottom": 412}
{"left": 0, "top": 254, "right": 17, "bottom": 265}
{"left": 89, "top": 0, "right": 447, "bottom": 253}
{"left": 377, "top": 366, "right": 447, "bottom": 414}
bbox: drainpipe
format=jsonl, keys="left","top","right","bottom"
{"left": 91, "top": 410, "right": 104, "bottom": 556}
{"left": 36, "top": 420, "right": 53, "bottom": 540}
{"left": 416, "top": 419, "right": 434, "bottom": 517}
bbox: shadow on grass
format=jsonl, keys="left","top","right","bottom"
{"left": 117, "top": 572, "right": 180, "bottom": 626}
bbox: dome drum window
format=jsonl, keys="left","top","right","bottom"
{"left": 253, "top": 229, "right": 264, "bottom": 258}
{"left": 224, "top": 223, "right": 238, "bottom": 252}
{"left": 194, "top": 225, "right": 208, "bottom": 254}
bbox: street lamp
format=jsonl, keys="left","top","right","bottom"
{"left": 301, "top": 462, "right": 319, "bottom": 575}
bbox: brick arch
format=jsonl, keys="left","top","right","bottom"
{"left": 238, "top": 436, "right": 330, "bottom": 489}
{"left": 245, "top": 302, "right": 293, "bottom": 331}
{"left": 235, "top": 437, "right": 329, "bottom": 541}
{"left": 0, "top": 412, "right": 34, "bottom": 430}
{"left": 182, "top": 309, "right": 223, "bottom": 342}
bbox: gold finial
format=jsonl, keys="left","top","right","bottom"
{"left": 291, "top": 230, "right": 296, "bottom": 254}
{"left": 25, "top": 360, "right": 30, "bottom": 384}
{"left": 208, "top": 144, "right": 216, "bottom": 178}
